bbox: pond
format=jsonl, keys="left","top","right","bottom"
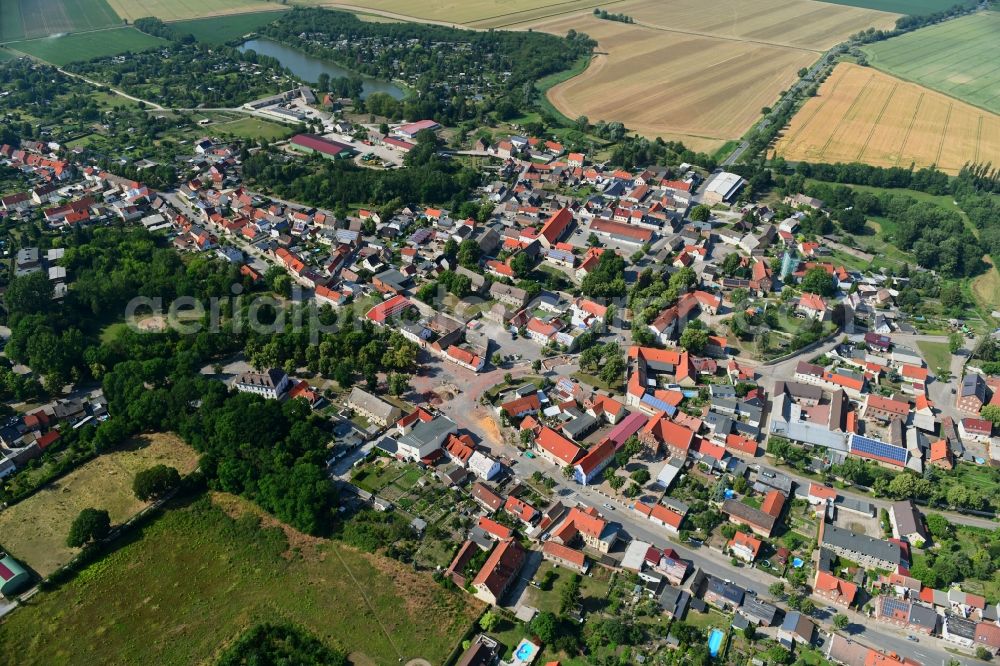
{"left": 239, "top": 37, "right": 406, "bottom": 100}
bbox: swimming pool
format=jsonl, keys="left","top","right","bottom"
{"left": 708, "top": 629, "right": 725, "bottom": 657}
{"left": 514, "top": 640, "right": 537, "bottom": 662}
{"left": 792, "top": 557, "right": 804, "bottom": 568}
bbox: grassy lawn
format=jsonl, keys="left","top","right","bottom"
{"left": 212, "top": 115, "right": 293, "bottom": 141}
{"left": 0, "top": 492, "right": 480, "bottom": 665}
{"left": 169, "top": 11, "right": 282, "bottom": 45}
{"left": 7, "top": 27, "right": 168, "bottom": 66}
{"left": 916, "top": 340, "right": 951, "bottom": 373}
{"left": 0, "top": 433, "right": 199, "bottom": 577}
{"left": 971, "top": 260, "right": 1000, "bottom": 313}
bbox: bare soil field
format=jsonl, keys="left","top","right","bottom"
{"left": 774, "top": 63, "right": 1000, "bottom": 174}
{"left": 532, "top": 14, "right": 816, "bottom": 151}
{"left": 105, "top": 0, "right": 286, "bottom": 22}
{"left": 0, "top": 433, "right": 198, "bottom": 577}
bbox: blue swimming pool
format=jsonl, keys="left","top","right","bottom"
{"left": 792, "top": 557, "right": 804, "bottom": 568}
{"left": 514, "top": 640, "right": 537, "bottom": 662}
{"left": 708, "top": 629, "right": 725, "bottom": 657}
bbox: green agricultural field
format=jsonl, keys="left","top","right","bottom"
{"left": 818, "top": 0, "right": 975, "bottom": 14}
{"left": 0, "top": 0, "right": 25, "bottom": 42}
{"left": 11, "top": 0, "right": 122, "bottom": 40}
{"left": 0, "top": 47, "right": 15, "bottom": 61}
{"left": 169, "top": 11, "right": 281, "bottom": 45}
{"left": 862, "top": 11, "right": 1000, "bottom": 114}
{"left": 0, "top": 493, "right": 480, "bottom": 666}
{"left": 6, "top": 26, "right": 166, "bottom": 66}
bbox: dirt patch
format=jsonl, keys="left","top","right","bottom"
{"left": 135, "top": 315, "right": 167, "bottom": 332}
{"left": 473, "top": 410, "right": 502, "bottom": 446}
{"left": 210, "top": 491, "right": 325, "bottom": 560}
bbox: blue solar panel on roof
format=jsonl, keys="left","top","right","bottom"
{"left": 641, "top": 395, "right": 677, "bottom": 415}
{"left": 850, "top": 434, "right": 907, "bottom": 463}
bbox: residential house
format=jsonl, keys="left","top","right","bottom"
{"left": 778, "top": 611, "right": 816, "bottom": 648}
{"left": 233, "top": 368, "right": 290, "bottom": 400}
{"left": 541, "top": 541, "right": 588, "bottom": 574}
{"left": 472, "top": 538, "right": 526, "bottom": 605}
{"left": 889, "top": 500, "right": 927, "bottom": 546}
{"left": 728, "top": 531, "right": 763, "bottom": 563}
{"left": 819, "top": 520, "right": 904, "bottom": 571}
{"left": 348, "top": 387, "right": 401, "bottom": 427}
{"left": 957, "top": 374, "right": 987, "bottom": 414}
{"left": 549, "top": 506, "right": 618, "bottom": 554}
{"left": 813, "top": 570, "right": 858, "bottom": 607}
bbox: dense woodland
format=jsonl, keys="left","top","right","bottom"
{"left": 215, "top": 623, "right": 347, "bottom": 666}
{"left": 258, "top": 8, "right": 595, "bottom": 125}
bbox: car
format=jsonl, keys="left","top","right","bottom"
{"left": 602, "top": 503, "right": 615, "bottom": 511}
{"left": 906, "top": 635, "right": 918, "bottom": 642}
{"left": 522, "top": 451, "right": 535, "bottom": 458}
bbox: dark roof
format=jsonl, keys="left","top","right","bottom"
{"left": 822, "top": 521, "right": 903, "bottom": 566}
{"left": 706, "top": 575, "right": 745, "bottom": 604}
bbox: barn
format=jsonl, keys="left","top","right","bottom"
{"left": 0, "top": 552, "right": 30, "bottom": 597}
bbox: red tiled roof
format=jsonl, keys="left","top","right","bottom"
{"left": 478, "top": 516, "right": 513, "bottom": 540}
{"left": 536, "top": 427, "right": 582, "bottom": 465}
{"left": 539, "top": 207, "right": 573, "bottom": 244}
{"left": 542, "top": 540, "right": 585, "bottom": 567}
{"left": 761, "top": 490, "right": 785, "bottom": 518}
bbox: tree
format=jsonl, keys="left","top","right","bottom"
{"left": 690, "top": 205, "right": 711, "bottom": 222}
{"left": 563, "top": 464, "right": 575, "bottom": 479}
{"left": 949, "top": 331, "right": 963, "bottom": 354}
{"left": 388, "top": 372, "right": 410, "bottom": 396}
{"left": 976, "top": 647, "right": 992, "bottom": 661}
{"left": 981, "top": 404, "right": 1000, "bottom": 426}
{"left": 480, "top": 610, "right": 499, "bottom": 632}
{"left": 801, "top": 266, "right": 834, "bottom": 296}
{"left": 768, "top": 582, "right": 786, "bottom": 598}
{"left": 833, "top": 614, "right": 850, "bottom": 630}
{"left": 529, "top": 611, "right": 557, "bottom": 643}
{"left": 457, "top": 239, "right": 481, "bottom": 268}
{"left": 599, "top": 352, "right": 625, "bottom": 386}
{"left": 630, "top": 468, "right": 650, "bottom": 484}
{"left": 532, "top": 359, "right": 542, "bottom": 372}
{"left": 133, "top": 464, "right": 181, "bottom": 501}
{"left": 679, "top": 325, "right": 709, "bottom": 354}
{"left": 5, "top": 271, "right": 54, "bottom": 316}
{"left": 67, "top": 507, "right": 111, "bottom": 547}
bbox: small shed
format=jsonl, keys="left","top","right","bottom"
{"left": 0, "top": 552, "right": 30, "bottom": 596}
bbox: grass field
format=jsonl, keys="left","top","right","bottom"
{"left": 106, "top": 0, "right": 285, "bottom": 22}
{"left": 7, "top": 26, "right": 167, "bottom": 65}
{"left": 0, "top": 433, "right": 198, "bottom": 578}
{"left": 817, "top": 0, "right": 975, "bottom": 14}
{"left": 862, "top": 12, "right": 1000, "bottom": 115}
{"left": 917, "top": 340, "right": 952, "bottom": 373}
{"left": 212, "top": 115, "right": 294, "bottom": 140}
{"left": 0, "top": 493, "right": 480, "bottom": 665}
{"left": 1, "top": 0, "right": 122, "bottom": 41}
{"left": 774, "top": 62, "right": 1000, "bottom": 174}
{"left": 972, "top": 258, "right": 1000, "bottom": 313}
{"left": 168, "top": 10, "right": 282, "bottom": 44}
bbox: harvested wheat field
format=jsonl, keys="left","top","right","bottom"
{"left": 602, "top": 0, "right": 898, "bottom": 50}
{"left": 105, "top": 0, "right": 286, "bottom": 22}
{"left": 0, "top": 433, "right": 198, "bottom": 577}
{"left": 774, "top": 63, "right": 1000, "bottom": 174}
{"left": 533, "top": 14, "right": 815, "bottom": 151}
{"left": 295, "top": 0, "right": 604, "bottom": 27}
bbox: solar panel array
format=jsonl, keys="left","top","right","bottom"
{"left": 849, "top": 434, "right": 907, "bottom": 464}
{"left": 642, "top": 394, "right": 677, "bottom": 416}
{"left": 879, "top": 596, "right": 909, "bottom": 617}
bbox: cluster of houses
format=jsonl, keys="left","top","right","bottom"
{"left": 0, "top": 392, "right": 107, "bottom": 479}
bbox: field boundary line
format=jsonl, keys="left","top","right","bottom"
{"left": 483, "top": 0, "right": 626, "bottom": 29}
{"left": 863, "top": 61, "right": 1000, "bottom": 117}
{"left": 330, "top": 545, "right": 404, "bottom": 661}
{"left": 934, "top": 101, "right": 953, "bottom": 166}
{"left": 895, "top": 91, "right": 924, "bottom": 166}
{"left": 974, "top": 114, "right": 983, "bottom": 164}
{"left": 857, "top": 81, "right": 898, "bottom": 162}
{"left": 818, "top": 71, "right": 876, "bottom": 157}
{"left": 615, "top": 19, "right": 823, "bottom": 54}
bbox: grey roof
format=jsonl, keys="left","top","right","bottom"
{"left": 722, "top": 499, "right": 776, "bottom": 533}
{"left": 821, "top": 521, "right": 902, "bottom": 567}
{"left": 562, "top": 413, "right": 599, "bottom": 440}
{"left": 741, "top": 595, "right": 780, "bottom": 625}
{"left": 890, "top": 500, "right": 925, "bottom": 538}
{"left": 908, "top": 603, "right": 938, "bottom": 631}
{"left": 705, "top": 575, "right": 745, "bottom": 604}
{"left": 781, "top": 611, "right": 814, "bottom": 640}
{"left": 710, "top": 384, "right": 737, "bottom": 399}
{"left": 756, "top": 467, "right": 793, "bottom": 494}
{"left": 960, "top": 373, "right": 987, "bottom": 400}
{"left": 945, "top": 613, "right": 976, "bottom": 639}
{"left": 834, "top": 496, "right": 875, "bottom": 517}
{"left": 398, "top": 415, "right": 456, "bottom": 449}
{"left": 348, "top": 387, "right": 398, "bottom": 422}
{"left": 235, "top": 368, "right": 287, "bottom": 390}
